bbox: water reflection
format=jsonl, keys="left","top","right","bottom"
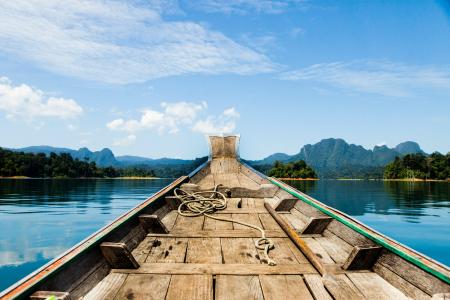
{"left": 284, "top": 180, "right": 450, "bottom": 266}
{"left": 0, "top": 179, "right": 172, "bottom": 291}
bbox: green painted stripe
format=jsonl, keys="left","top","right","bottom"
{"left": 268, "top": 177, "right": 450, "bottom": 284}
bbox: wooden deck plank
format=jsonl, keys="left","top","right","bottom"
{"left": 145, "top": 237, "right": 188, "bottom": 263}
{"left": 241, "top": 198, "right": 256, "bottom": 208}
{"left": 173, "top": 215, "right": 204, "bottom": 231}
{"left": 203, "top": 214, "right": 233, "bottom": 230}
{"left": 303, "top": 237, "right": 335, "bottom": 264}
{"left": 283, "top": 238, "right": 309, "bottom": 264}
{"left": 148, "top": 229, "right": 286, "bottom": 238}
{"left": 315, "top": 235, "right": 352, "bottom": 264}
{"left": 215, "top": 275, "right": 264, "bottom": 300}
{"left": 259, "top": 213, "right": 282, "bottom": 230}
{"left": 114, "top": 274, "right": 171, "bottom": 299}
{"left": 224, "top": 198, "right": 242, "bottom": 210}
{"left": 254, "top": 238, "right": 302, "bottom": 265}
{"left": 221, "top": 238, "right": 261, "bottom": 264}
{"left": 131, "top": 236, "right": 155, "bottom": 263}
{"left": 322, "top": 274, "right": 364, "bottom": 300}
{"left": 111, "top": 263, "right": 317, "bottom": 275}
{"left": 282, "top": 213, "right": 306, "bottom": 231}
{"left": 186, "top": 238, "right": 222, "bottom": 264}
{"left": 259, "top": 275, "right": 314, "bottom": 300}
{"left": 304, "top": 274, "right": 333, "bottom": 300}
{"left": 165, "top": 275, "right": 213, "bottom": 300}
{"left": 83, "top": 273, "right": 127, "bottom": 300}
{"left": 347, "top": 272, "right": 409, "bottom": 299}
{"left": 232, "top": 213, "right": 263, "bottom": 230}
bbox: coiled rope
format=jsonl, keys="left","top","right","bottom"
{"left": 174, "top": 185, "right": 276, "bottom": 266}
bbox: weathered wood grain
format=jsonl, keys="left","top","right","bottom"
{"left": 322, "top": 274, "right": 364, "bottom": 300}
{"left": 347, "top": 272, "right": 409, "bottom": 299}
{"left": 300, "top": 216, "right": 332, "bottom": 234}
{"left": 145, "top": 237, "right": 188, "bottom": 263}
{"left": 373, "top": 262, "right": 431, "bottom": 299}
{"left": 342, "top": 245, "right": 382, "bottom": 270}
{"left": 259, "top": 213, "right": 282, "bottom": 230}
{"left": 203, "top": 213, "right": 233, "bottom": 230}
{"left": 259, "top": 275, "right": 314, "bottom": 300}
{"left": 215, "top": 275, "right": 264, "bottom": 300}
{"left": 115, "top": 274, "right": 171, "bottom": 299}
{"left": 376, "top": 251, "right": 450, "bottom": 296}
{"left": 232, "top": 213, "right": 263, "bottom": 230}
{"left": 173, "top": 214, "right": 204, "bottom": 230}
{"left": 166, "top": 275, "right": 213, "bottom": 300}
{"left": 315, "top": 234, "right": 353, "bottom": 264}
{"left": 83, "top": 273, "right": 127, "bottom": 300}
{"left": 111, "top": 263, "right": 317, "bottom": 275}
{"left": 221, "top": 238, "right": 261, "bottom": 264}
{"left": 304, "top": 274, "right": 333, "bottom": 300}
{"left": 302, "top": 238, "right": 335, "bottom": 264}
{"left": 100, "top": 242, "right": 139, "bottom": 269}
{"left": 186, "top": 238, "right": 222, "bottom": 264}
{"left": 148, "top": 229, "right": 286, "bottom": 238}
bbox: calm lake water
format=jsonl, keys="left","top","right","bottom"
{"left": 0, "top": 179, "right": 449, "bottom": 292}
{"left": 0, "top": 179, "right": 173, "bottom": 292}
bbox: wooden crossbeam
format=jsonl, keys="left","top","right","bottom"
{"left": 111, "top": 263, "right": 317, "bottom": 275}
{"left": 139, "top": 214, "right": 169, "bottom": 233}
{"left": 300, "top": 216, "right": 333, "bottom": 234}
{"left": 343, "top": 245, "right": 382, "bottom": 270}
{"left": 148, "top": 229, "right": 287, "bottom": 238}
{"left": 30, "top": 291, "right": 70, "bottom": 300}
{"left": 100, "top": 242, "right": 140, "bottom": 269}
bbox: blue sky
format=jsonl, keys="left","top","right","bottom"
{"left": 1, "top": 0, "right": 449, "bottom": 159}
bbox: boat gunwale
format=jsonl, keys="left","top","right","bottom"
{"left": 267, "top": 175, "right": 450, "bottom": 284}
{"left": 0, "top": 176, "right": 189, "bottom": 299}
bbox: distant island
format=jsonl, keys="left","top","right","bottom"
{"left": 384, "top": 153, "right": 450, "bottom": 180}
{"left": 268, "top": 160, "right": 317, "bottom": 179}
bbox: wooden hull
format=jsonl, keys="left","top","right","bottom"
{"left": 1, "top": 135, "right": 449, "bottom": 299}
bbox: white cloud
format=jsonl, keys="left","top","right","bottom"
{"left": 0, "top": 76, "right": 83, "bottom": 120}
{"left": 113, "top": 134, "right": 137, "bottom": 146}
{"left": 280, "top": 60, "right": 450, "bottom": 97}
{"left": 186, "top": 0, "right": 306, "bottom": 14}
{"left": 192, "top": 107, "right": 240, "bottom": 135}
{"left": 107, "top": 101, "right": 239, "bottom": 139}
{"left": 0, "top": 0, "right": 275, "bottom": 84}
{"left": 106, "top": 101, "right": 207, "bottom": 134}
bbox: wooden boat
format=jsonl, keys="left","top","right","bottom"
{"left": 1, "top": 135, "right": 449, "bottom": 299}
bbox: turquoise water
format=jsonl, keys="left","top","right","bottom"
{"left": 0, "top": 179, "right": 173, "bottom": 292}
{"left": 286, "top": 180, "right": 450, "bottom": 267}
{"left": 0, "top": 179, "right": 449, "bottom": 292}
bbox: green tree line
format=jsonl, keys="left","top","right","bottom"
{"left": 268, "top": 160, "right": 317, "bottom": 178}
{"left": 384, "top": 152, "right": 450, "bottom": 180}
{"left": 0, "top": 148, "right": 155, "bottom": 178}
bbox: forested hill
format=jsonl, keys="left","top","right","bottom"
{"left": 247, "top": 138, "right": 426, "bottom": 178}
{"left": 0, "top": 147, "right": 207, "bottom": 178}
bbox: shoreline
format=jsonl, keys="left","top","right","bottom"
{"left": 0, "top": 176, "right": 164, "bottom": 180}
{"left": 277, "top": 178, "right": 319, "bottom": 181}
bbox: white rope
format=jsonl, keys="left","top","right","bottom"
{"left": 174, "top": 185, "right": 276, "bottom": 266}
